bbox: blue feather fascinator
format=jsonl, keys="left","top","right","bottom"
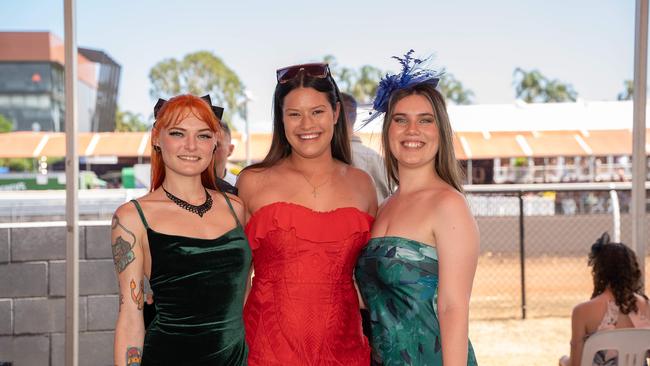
{"left": 366, "top": 50, "right": 443, "bottom": 124}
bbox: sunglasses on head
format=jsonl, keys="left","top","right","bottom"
{"left": 276, "top": 63, "right": 331, "bottom": 84}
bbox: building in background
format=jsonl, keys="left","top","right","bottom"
{"left": 0, "top": 31, "right": 120, "bottom": 132}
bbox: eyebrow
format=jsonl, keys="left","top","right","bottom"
{"left": 168, "top": 127, "right": 213, "bottom": 132}
{"left": 285, "top": 105, "right": 327, "bottom": 111}
{"left": 392, "top": 112, "right": 435, "bottom": 118}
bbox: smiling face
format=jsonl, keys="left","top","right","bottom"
{"left": 387, "top": 94, "right": 439, "bottom": 170}
{"left": 155, "top": 113, "right": 217, "bottom": 179}
{"left": 282, "top": 87, "right": 340, "bottom": 159}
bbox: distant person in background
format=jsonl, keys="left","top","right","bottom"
{"left": 216, "top": 121, "right": 238, "bottom": 186}
{"left": 559, "top": 232, "right": 650, "bottom": 366}
{"left": 341, "top": 93, "right": 390, "bottom": 203}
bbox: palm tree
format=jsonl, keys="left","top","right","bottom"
{"left": 513, "top": 68, "right": 546, "bottom": 103}
{"left": 544, "top": 79, "right": 577, "bottom": 102}
{"left": 351, "top": 65, "right": 382, "bottom": 103}
{"left": 439, "top": 73, "right": 475, "bottom": 105}
{"left": 323, "top": 55, "right": 354, "bottom": 93}
{"left": 617, "top": 80, "right": 633, "bottom": 101}
{"left": 513, "top": 68, "right": 578, "bottom": 103}
{"left": 323, "top": 55, "right": 382, "bottom": 103}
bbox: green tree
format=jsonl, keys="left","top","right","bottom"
{"left": 439, "top": 73, "right": 475, "bottom": 105}
{"left": 0, "top": 115, "right": 37, "bottom": 172}
{"left": 0, "top": 114, "right": 13, "bottom": 133}
{"left": 325, "top": 56, "right": 475, "bottom": 105}
{"left": 149, "top": 51, "right": 246, "bottom": 123}
{"left": 324, "top": 55, "right": 355, "bottom": 96}
{"left": 617, "top": 79, "right": 633, "bottom": 101}
{"left": 513, "top": 68, "right": 578, "bottom": 103}
{"left": 0, "top": 157, "right": 33, "bottom": 172}
{"left": 324, "top": 55, "right": 382, "bottom": 103}
{"left": 115, "top": 108, "right": 148, "bottom": 132}
{"left": 350, "top": 65, "right": 383, "bottom": 103}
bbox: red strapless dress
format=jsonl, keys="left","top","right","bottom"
{"left": 244, "top": 202, "right": 372, "bottom": 366}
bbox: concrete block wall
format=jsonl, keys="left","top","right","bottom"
{"left": 0, "top": 224, "right": 116, "bottom": 366}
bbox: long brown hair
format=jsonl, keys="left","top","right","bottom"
{"left": 589, "top": 232, "right": 647, "bottom": 314}
{"left": 244, "top": 71, "right": 350, "bottom": 171}
{"left": 150, "top": 94, "right": 221, "bottom": 191}
{"left": 381, "top": 83, "right": 464, "bottom": 192}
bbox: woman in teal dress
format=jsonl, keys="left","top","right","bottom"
{"left": 355, "top": 51, "right": 479, "bottom": 366}
{"left": 112, "top": 95, "right": 250, "bottom": 365}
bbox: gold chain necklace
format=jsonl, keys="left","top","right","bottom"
{"left": 296, "top": 169, "right": 333, "bottom": 198}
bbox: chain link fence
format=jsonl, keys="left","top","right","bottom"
{"left": 467, "top": 182, "right": 650, "bottom": 320}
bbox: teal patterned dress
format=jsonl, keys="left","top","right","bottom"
{"left": 355, "top": 236, "right": 478, "bottom": 366}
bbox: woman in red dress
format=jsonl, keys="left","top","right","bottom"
{"left": 237, "top": 63, "right": 377, "bottom": 365}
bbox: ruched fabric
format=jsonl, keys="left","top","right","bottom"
{"left": 131, "top": 198, "right": 251, "bottom": 366}
{"left": 244, "top": 202, "right": 372, "bottom": 366}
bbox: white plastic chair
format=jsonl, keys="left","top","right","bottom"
{"left": 581, "top": 328, "right": 650, "bottom": 366}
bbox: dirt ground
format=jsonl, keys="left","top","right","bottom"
{"left": 466, "top": 256, "right": 650, "bottom": 365}
{"left": 470, "top": 317, "right": 570, "bottom": 366}
{"left": 470, "top": 255, "right": 650, "bottom": 319}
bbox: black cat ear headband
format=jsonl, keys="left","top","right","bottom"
{"left": 153, "top": 94, "right": 224, "bottom": 122}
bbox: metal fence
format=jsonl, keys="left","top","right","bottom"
{"left": 0, "top": 184, "right": 647, "bottom": 320}
{"left": 467, "top": 182, "right": 649, "bottom": 320}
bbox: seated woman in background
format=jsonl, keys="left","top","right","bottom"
{"left": 559, "top": 232, "right": 650, "bottom": 366}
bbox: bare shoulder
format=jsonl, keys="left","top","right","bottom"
{"left": 112, "top": 200, "right": 144, "bottom": 233}
{"left": 346, "top": 165, "right": 373, "bottom": 184}
{"left": 429, "top": 188, "right": 472, "bottom": 219}
{"left": 344, "top": 165, "right": 375, "bottom": 193}
{"left": 572, "top": 296, "right": 602, "bottom": 318}
{"left": 344, "top": 164, "right": 378, "bottom": 213}
{"left": 236, "top": 167, "right": 269, "bottom": 194}
{"left": 571, "top": 299, "right": 594, "bottom": 320}
{"left": 223, "top": 191, "right": 245, "bottom": 218}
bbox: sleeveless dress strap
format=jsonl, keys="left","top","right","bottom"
{"left": 220, "top": 192, "right": 242, "bottom": 228}
{"left": 130, "top": 199, "right": 150, "bottom": 229}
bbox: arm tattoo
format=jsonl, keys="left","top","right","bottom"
{"left": 112, "top": 214, "right": 137, "bottom": 273}
{"left": 130, "top": 279, "right": 144, "bottom": 310}
{"left": 118, "top": 293, "right": 124, "bottom": 312}
{"left": 126, "top": 346, "right": 142, "bottom": 365}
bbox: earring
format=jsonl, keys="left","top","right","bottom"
{"left": 153, "top": 145, "right": 161, "bottom": 152}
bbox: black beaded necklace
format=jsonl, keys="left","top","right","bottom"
{"left": 162, "top": 186, "right": 213, "bottom": 218}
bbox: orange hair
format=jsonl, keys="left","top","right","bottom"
{"left": 150, "top": 94, "right": 221, "bottom": 191}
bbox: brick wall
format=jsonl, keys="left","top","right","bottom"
{"left": 0, "top": 224, "right": 116, "bottom": 366}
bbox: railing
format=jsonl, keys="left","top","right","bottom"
{"left": 0, "top": 183, "right": 648, "bottom": 320}
{"left": 493, "top": 163, "right": 636, "bottom": 184}
{"left": 466, "top": 182, "right": 649, "bottom": 319}
{"left": 0, "top": 188, "right": 147, "bottom": 222}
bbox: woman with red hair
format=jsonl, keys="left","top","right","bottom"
{"left": 112, "top": 94, "right": 251, "bottom": 365}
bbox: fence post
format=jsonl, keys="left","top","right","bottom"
{"left": 518, "top": 190, "right": 527, "bottom": 319}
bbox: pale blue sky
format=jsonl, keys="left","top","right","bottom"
{"left": 2, "top": 0, "right": 636, "bottom": 132}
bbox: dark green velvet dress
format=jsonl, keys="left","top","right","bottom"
{"left": 131, "top": 194, "right": 251, "bottom": 365}
{"left": 355, "top": 236, "right": 477, "bottom": 366}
